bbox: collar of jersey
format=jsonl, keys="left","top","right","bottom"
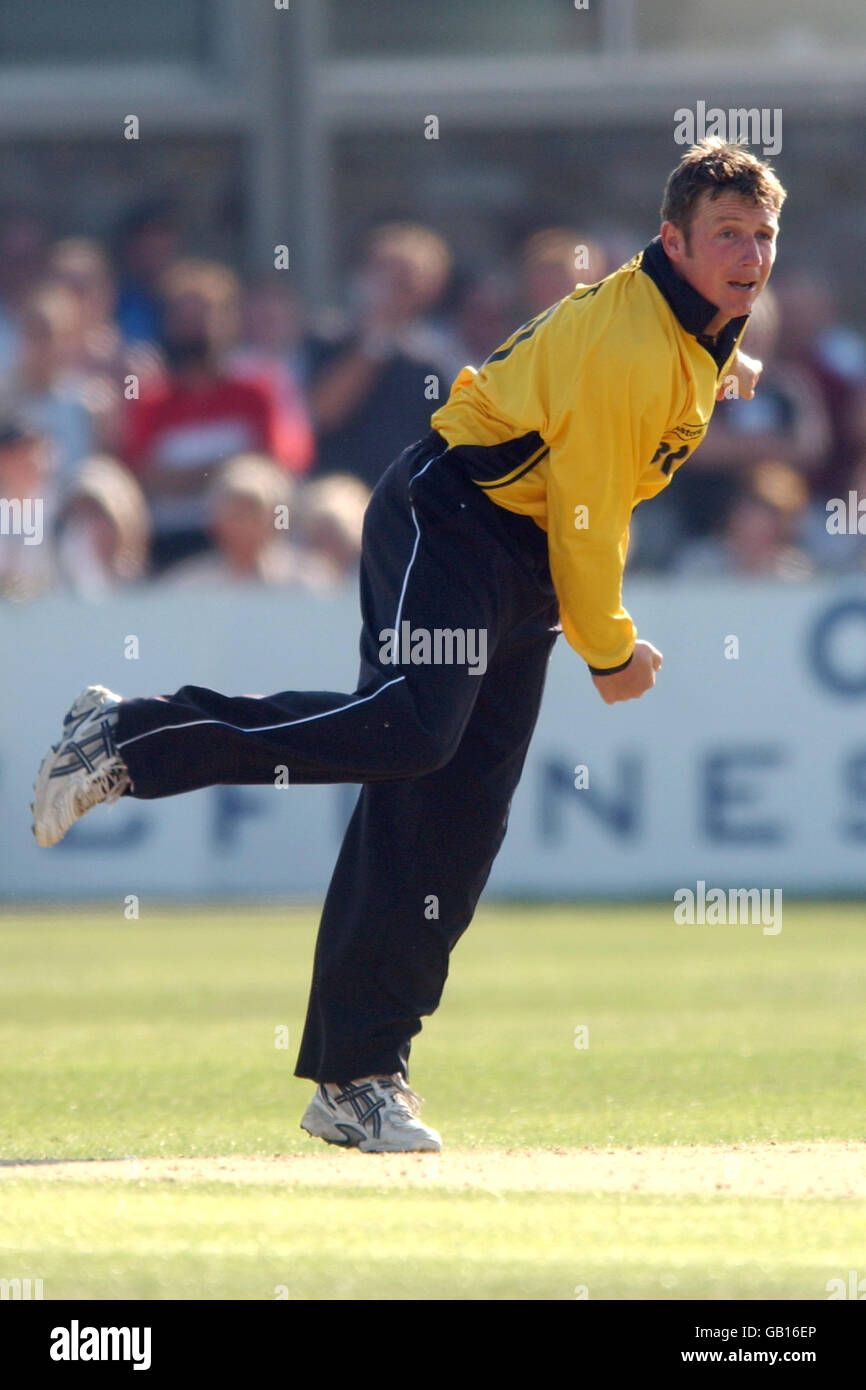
{"left": 639, "top": 234, "right": 748, "bottom": 368}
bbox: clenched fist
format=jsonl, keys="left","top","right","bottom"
{"left": 718, "top": 348, "right": 763, "bottom": 402}
{"left": 591, "top": 640, "right": 663, "bottom": 705}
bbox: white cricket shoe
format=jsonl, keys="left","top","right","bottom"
{"left": 300, "top": 1073, "right": 442, "bottom": 1153}
{"left": 32, "top": 685, "right": 131, "bottom": 847}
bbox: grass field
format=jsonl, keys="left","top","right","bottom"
{"left": 1, "top": 901, "right": 864, "bottom": 1300}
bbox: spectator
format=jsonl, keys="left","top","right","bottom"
{"left": 292, "top": 473, "right": 370, "bottom": 588}
{"left": 229, "top": 277, "right": 315, "bottom": 475}
{"left": 518, "top": 227, "right": 608, "bottom": 317}
{"left": 774, "top": 271, "right": 866, "bottom": 505}
{"left": 47, "top": 237, "right": 120, "bottom": 372}
{"left": 112, "top": 198, "right": 180, "bottom": 347}
{"left": 122, "top": 259, "right": 295, "bottom": 572}
{"left": 435, "top": 264, "right": 517, "bottom": 382}
{"left": 233, "top": 275, "right": 310, "bottom": 385}
{"left": 303, "top": 222, "right": 454, "bottom": 489}
{"left": 46, "top": 237, "right": 162, "bottom": 452}
{"left": 164, "top": 452, "right": 331, "bottom": 589}
{"left": 675, "top": 461, "right": 812, "bottom": 580}
{"left": 54, "top": 454, "right": 151, "bottom": 599}
{"left": 640, "top": 286, "right": 832, "bottom": 568}
{"left": 11, "top": 283, "right": 95, "bottom": 482}
{"left": 0, "top": 415, "right": 55, "bottom": 601}
{"left": 0, "top": 209, "right": 49, "bottom": 385}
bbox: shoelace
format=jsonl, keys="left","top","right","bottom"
{"left": 76, "top": 759, "right": 130, "bottom": 810}
{"left": 68, "top": 710, "right": 130, "bottom": 807}
{"left": 373, "top": 1075, "right": 422, "bottom": 1118}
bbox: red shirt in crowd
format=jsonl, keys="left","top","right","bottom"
{"left": 122, "top": 373, "right": 311, "bottom": 536}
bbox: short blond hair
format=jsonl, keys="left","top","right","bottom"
{"left": 661, "top": 138, "right": 786, "bottom": 245}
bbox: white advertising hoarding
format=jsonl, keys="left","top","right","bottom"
{"left": 3, "top": 578, "right": 866, "bottom": 901}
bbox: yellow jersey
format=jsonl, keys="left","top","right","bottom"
{"left": 430, "top": 236, "right": 749, "bottom": 672}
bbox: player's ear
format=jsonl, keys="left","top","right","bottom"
{"left": 660, "top": 220, "right": 688, "bottom": 264}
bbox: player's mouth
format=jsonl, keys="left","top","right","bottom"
{"left": 728, "top": 279, "right": 759, "bottom": 291}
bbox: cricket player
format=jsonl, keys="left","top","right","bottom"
{"left": 32, "top": 139, "right": 785, "bottom": 1152}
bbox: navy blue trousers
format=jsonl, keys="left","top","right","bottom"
{"left": 114, "top": 430, "right": 561, "bottom": 1083}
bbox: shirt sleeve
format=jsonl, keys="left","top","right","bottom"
{"left": 545, "top": 352, "right": 676, "bottom": 671}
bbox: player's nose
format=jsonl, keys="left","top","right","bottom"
{"left": 737, "top": 236, "right": 762, "bottom": 267}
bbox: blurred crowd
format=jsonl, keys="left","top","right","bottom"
{"left": 1, "top": 198, "right": 865, "bottom": 603}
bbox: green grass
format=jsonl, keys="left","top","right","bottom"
{"left": 0, "top": 902, "right": 864, "bottom": 1299}
{"left": 1, "top": 1185, "right": 859, "bottom": 1300}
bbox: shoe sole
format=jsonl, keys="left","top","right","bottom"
{"left": 300, "top": 1121, "right": 357, "bottom": 1148}
{"left": 32, "top": 742, "right": 67, "bottom": 847}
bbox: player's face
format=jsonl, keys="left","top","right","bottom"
{"left": 662, "top": 191, "right": 778, "bottom": 329}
